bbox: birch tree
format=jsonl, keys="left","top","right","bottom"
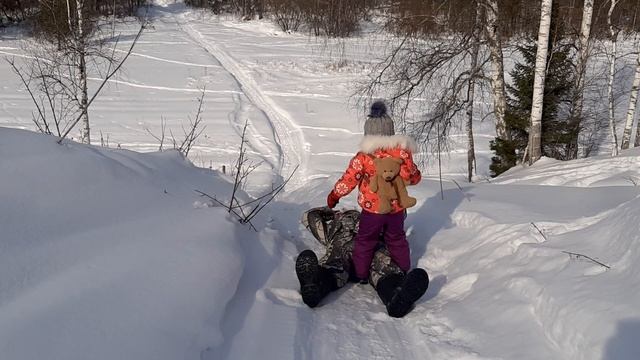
{"left": 482, "top": 0, "right": 508, "bottom": 141}
{"left": 622, "top": 47, "right": 640, "bottom": 149}
{"left": 74, "top": 0, "right": 91, "bottom": 144}
{"left": 527, "top": 0, "right": 553, "bottom": 164}
{"left": 568, "top": 0, "right": 593, "bottom": 158}
{"left": 466, "top": 2, "right": 482, "bottom": 182}
{"left": 607, "top": 0, "right": 620, "bottom": 156}
{"left": 9, "top": 1, "right": 145, "bottom": 143}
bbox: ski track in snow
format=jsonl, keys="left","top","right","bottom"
{"left": 113, "top": 49, "right": 223, "bottom": 68}
{"left": 263, "top": 90, "right": 332, "bottom": 99}
{"left": 0, "top": 49, "right": 42, "bottom": 60}
{"left": 123, "top": 2, "right": 307, "bottom": 187}
{"left": 87, "top": 77, "right": 241, "bottom": 94}
{"left": 176, "top": 13, "right": 308, "bottom": 189}
{"left": 227, "top": 90, "right": 280, "bottom": 172}
{"left": 298, "top": 124, "right": 363, "bottom": 135}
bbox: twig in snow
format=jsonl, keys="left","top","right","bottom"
{"left": 195, "top": 166, "right": 297, "bottom": 231}
{"left": 447, "top": 178, "right": 471, "bottom": 202}
{"left": 179, "top": 87, "right": 207, "bottom": 157}
{"left": 242, "top": 165, "right": 299, "bottom": 224}
{"left": 623, "top": 176, "right": 639, "bottom": 186}
{"left": 194, "top": 118, "right": 299, "bottom": 231}
{"left": 195, "top": 190, "right": 258, "bottom": 232}
{"left": 562, "top": 251, "right": 611, "bottom": 269}
{"left": 145, "top": 116, "right": 167, "bottom": 151}
{"left": 530, "top": 222, "right": 548, "bottom": 242}
{"left": 449, "top": 178, "right": 463, "bottom": 192}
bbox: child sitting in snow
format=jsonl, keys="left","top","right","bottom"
{"left": 327, "top": 100, "right": 422, "bottom": 282}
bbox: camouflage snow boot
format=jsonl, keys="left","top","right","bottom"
{"left": 376, "top": 268, "right": 429, "bottom": 318}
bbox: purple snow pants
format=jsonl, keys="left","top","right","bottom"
{"left": 352, "top": 210, "right": 410, "bottom": 280}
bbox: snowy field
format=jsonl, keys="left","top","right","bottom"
{"left": 2, "top": 1, "right": 640, "bottom": 359}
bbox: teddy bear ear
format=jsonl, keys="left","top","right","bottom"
{"left": 392, "top": 158, "right": 403, "bottom": 164}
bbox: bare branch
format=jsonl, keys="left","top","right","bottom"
{"left": 145, "top": 116, "right": 167, "bottom": 151}
{"left": 194, "top": 189, "right": 258, "bottom": 232}
{"left": 562, "top": 251, "right": 611, "bottom": 269}
{"left": 530, "top": 222, "right": 548, "bottom": 241}
{"left": 58, "top": 22, "right": 145, "bottom": 143}
{"left": 179, "top": 87, "right": 207, "bottom": 157}
{"left": 229, "top": 120, "right": 250, "bottom": 212}
{"left": 7, "top": 57, "right": 51, "bottom": 135}
{"left": 194, "top": 119, "right": 298, "bottom": 231}
{"left": 243, "top": 165, "right": 299, "bottom": 223}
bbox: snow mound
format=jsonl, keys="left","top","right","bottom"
{"left": 0, "top": 127, "right": 248, "bottom": 360}
{"left": 407, "top": 161, "right": 640, "bottom": 359}
{"left": 492, "top": 149, "right": 640, "bottom": 187}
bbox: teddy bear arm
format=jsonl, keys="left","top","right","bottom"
{"left": 392, "top": 176, "right": 409, "bottom": 196}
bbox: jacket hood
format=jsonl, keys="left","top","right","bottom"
{"left": 359, "top": 135, "right": 418, "bottom": 154}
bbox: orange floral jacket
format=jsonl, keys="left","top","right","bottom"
{"left": 331, "top": 135, "right": 421, "bottom": 214}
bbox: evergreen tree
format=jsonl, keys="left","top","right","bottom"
{"left": 490, "top": 39, "right": 575, "bottom": 176}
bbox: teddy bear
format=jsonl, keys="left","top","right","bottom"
{"left": 369, "top": 157, "right": 417, "bottom": 214}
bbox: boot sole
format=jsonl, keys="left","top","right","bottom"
{"left": 296, "top": 250, "right": 322, "bottom": 308}
{"left": 387, "top": 269, "right": 429, "bottom": 318}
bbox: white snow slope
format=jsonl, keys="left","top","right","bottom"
{"left": 2, "top": 2, "right": 640, "bottom": 360}
{"left": 0, "top": 127, "right": 252, "bottom": 360}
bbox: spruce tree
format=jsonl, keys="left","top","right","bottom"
{"left": 490, "top": 39, "right": 575, "bottom": 176}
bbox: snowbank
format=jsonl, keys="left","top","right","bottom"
{"left": 492, "top": 149, "right": 640, "bottom": 187}
{"left": 0, "top": 127, "right": 247, "bottom": 360}
{"left": 401, "top": 177, "right": 640, "bottom": 359}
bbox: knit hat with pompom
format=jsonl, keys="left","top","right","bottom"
{"left": 364, "top": 100, "right": 395, "bottom": 136}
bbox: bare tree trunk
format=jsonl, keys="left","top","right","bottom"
{"left": 79, "top": 51, "right": 90, "bottom": 144}
{"left": 76, "top": 0, "right": 90, "bottom": 144}
{"left": 66, "top": 0, "right": 73, "bottom": 30}
{"left": 61, "top": 0, "right": 73, "bottom": 50}
{"left": 466, "top": 97, "right": 476, "bottom": 182}
{"left": 569, "top": 0, "right": 593, "bottom": 158}
{"left": 634, "top": 54, "right": 640, "bottom": 147}
{"left": 466, "top": 2, "right": 481, "bottom": 182}
{"left": 607, "top": 0, "right": 619, "bottom": 156}
{"left": 623, "top": 47, "right": 640, "bottom": 149}
{"left": 483, "top": 0, "right": 508, "bottom": 141}
{"left": 59, "top": 24, "right": 145, "bottom": 143}
{"left": 528, "top": 0, "right": 553, "bottom": 164}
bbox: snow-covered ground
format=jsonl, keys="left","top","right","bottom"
{"left": 2, "top": 1, "right": 640, "bottom": 359}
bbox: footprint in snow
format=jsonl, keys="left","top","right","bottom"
{"left": 257, "top": 287, "right": 305, "bottom": 307}
{"left": 583, "top": 265, "right": 608, "bottom": 276}
{"left": 439, "top": 273, "right": 478, "bottom": 301}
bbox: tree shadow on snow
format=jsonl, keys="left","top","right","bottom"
{"left": 408, "top": 186, "right": 467, "bottom": 265}
{"left": 603, "top": 318, "right": 640, "bottom": 360}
